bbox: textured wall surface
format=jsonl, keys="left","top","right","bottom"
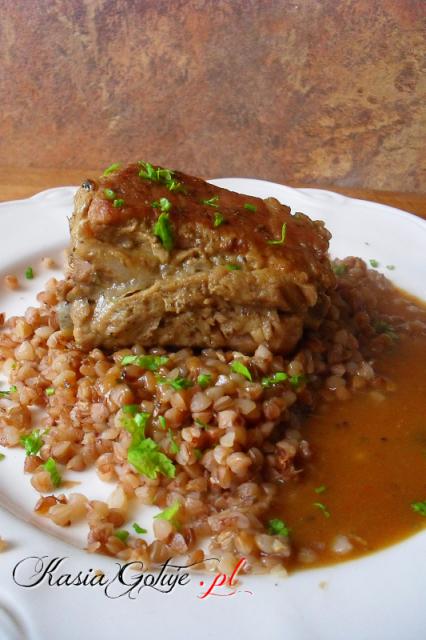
{"left": 1, "top": 0, "right": 425, "bottom": 190}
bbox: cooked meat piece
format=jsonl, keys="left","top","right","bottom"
{"left": 64, "top": 163, "right": 335, "bottom": 353}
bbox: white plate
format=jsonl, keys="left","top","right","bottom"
{"left": 0, "top": 181, "right": 425, "bottom": 640}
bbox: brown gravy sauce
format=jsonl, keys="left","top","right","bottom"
{"left": 269, "top": 292, "right": 426, "bottom": 570}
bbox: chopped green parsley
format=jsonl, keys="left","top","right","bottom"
{"left": 25, "top": 266, "right": 34, "bottom": 280}
{"left": 213, "top": 212, "right": 225, "bottom": 227}
{"left": 0, "top": 385, "right": 17, "bottom": 397}
{"left": 20, "top": 430, "right": 44, "bottom": 456}
{"left": 195, "top": 418, "right": 209, "bottom": 429}
{"left": 45, "top": 387, "right": 55, "bottom": 396}
{"left": 225, "top": 264, "right": 241, "bottom": 271}
{"left": 313, "top": 501, "right": 330, "bottom": 518}
{"left": 411, "top": 500, "right": 426, "bottom": 516}
{"left": 158, "top": 376, "right": 194, "bottom": 390}
{"left": 132, "top": 523, "right": 147, "bottom": 535}
{"left": 154, "top": 500, "right": 181, "bottom": 525}
{"left": 138, "top": 162, "right": 184, "bottom": 193}
{"left": 386, "top": 264, "right": 396, "bottom": 271}
{"left": 153, "top": 212, "right": 174, "bottom": 251}
{"left": 122, "top": 411, "right": 151, "bottom": 443}
{"left": 289, "top": 374, "right": 306, "bottom": 388}
{"left": 244, "top": 203, "right": 257, "bottom": 212}
{"left": 202, "top": 195, "right": 219, "bottom": 208}
{"left": 0, "top": 452, "right": 5, "bottom": 461}
{"left": 197, "top": 373, "right": 212, "bottom": 389}
{"left": 152, "top": 197, "right": 172, "bottom": 212}
{"left": 128, "top": 437, "right": 176, "bottom": 480}
{"left": 374, "top": 320, "right": 398, "bottom": 341}
{"left": 268, "top": 518, "right": 291, "bottom": 537}
{"left": 268, "top": 223, "right": 287, "bottom": 245}
{"left": 314, "top": 485, "right": 327, "bottom": 494}
{"left": 230, "top": 361, "right": 252, "bottom": 381}
{"left": 114, "top": 530, "right": 129, "bottom": 542}
{"left": 121, "top": 354, "right": 169, "bottom": 370}
{"left": 43, "top": 457, "right": 61, "bottom": 487}
{"left": 332, "top": 263, "right": 347, "bottom": 276}
{"left": 261, "top": 372, "right": 288, "bottom": 388}
{"left": 122, "top": 404, "right": 140, "bottom": 415}
{"left": 122, "top": 407, "right": 176, "bottom": 480}
{"left": 103, "top": 188, "right": 115, "bottom": 200}
{"left": 113, "top": 198, "right": 125, "bottom": 208}
{"left": 168, "top": 429, "right": 180, "bottom": 454}
{"left": 103, "top": 163, "right": 121, "bottom": 176}
{"left": 369, "top": 259, "right": 379, "bottom": 268}
{"left": 159, "top": 416, "right": 167, "bottom": 430}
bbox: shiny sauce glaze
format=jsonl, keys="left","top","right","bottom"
{"left": 268, "top": 291, "right": 426, "bottom": 570}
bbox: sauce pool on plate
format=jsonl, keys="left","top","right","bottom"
{"left": 269, "top": 331, "right": 426, "bottom": 570}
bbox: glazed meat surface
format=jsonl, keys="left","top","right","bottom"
{"left": 65, "top": 163, "right": 335, "bottom": 353}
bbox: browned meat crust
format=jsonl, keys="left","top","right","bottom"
{"left": 65, "top": 163, "right": 335, "bottom": 353}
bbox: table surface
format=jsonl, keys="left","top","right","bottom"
{"left": 0, "top": 167, "right": 425, "bottom": 219}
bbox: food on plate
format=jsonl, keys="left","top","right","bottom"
{"left": 65, "top": 163, "right": 334, "bottom": 353}
{"left": 0, "top": 163, "right": 425, "bottom": 574}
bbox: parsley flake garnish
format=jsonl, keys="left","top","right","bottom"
{"left": 158, "top": 376, "right": 194, "bottom": 391}
{"left": 289, "top": 374, "right": 306, "bottom": 388}
{"left": 154, "top": 500, "right": 181, "bottom": 525}
{"left": 138, "top": 161, "right": 158, "bottom": 181}
{"left": 225, "top": 264, "right": 241, "bottom": 271}
{"left": 132, "top": 523, "right": 147, "bottom": 535}
{"left": 332, "top": 263, "right": 347, "bottom": 276}
{"left": 213, "top": 212, "right": 225, "bottom": 227}
{"left": 103, "top": 188, "right": 115, "bottom": 200}
{"left": 244, "top": 203, "right": 257, "bottom": 212}
{"left": 20, "top": 430, "right": 44, "bottom": 456}
{"left": 122, "top": 407, "right": 176, "bottom": 480}
{"left": 268, "top": 223, "right": 287, "bottom": 245}
{"left": 128, "top": 437, "right": 176, "bottom": 480}
{"left": 121, "top": 354, "right": 169, "bottom": 370}
{"left": 122, "top": 411, "right": 151, "bottom": 443}
{"left": 153, "top": 212, "right": 174, "bottom": 251}
{"left": 202, "top": 195, "right": 219, "bottom": 208}
{"left": 314, "top": 485, "right": 327, "bottom": 494}
{"left": 0, "top": 385, "right": 17, "bottom": 397}
{"left": 114, "top": 529, "right": 129, "bottom": 542}
{"left": 159, "top": 416, "right": 167, "bottom": 430}
{"left": 43, "top": 457, "right": 61, "bottom": 488}
{"left": 374, "top": 320, "right": 398, "bottom": 341}
{"left": 230, "top": 361, "right": 252, "bottom": 381}
{"left": 25, "top": 266, "right": 34, "bottom": 280}
{"left": 152, "top": 197, "right": 172, "bottom": 212}
{"left": 168, "top": 429, "right": 180, "bottom": 454}
{"left": 369, "top": 259, "right": 379, "bottom": 268}
{"left": 197, "top": 373, "right": 212, "bottom": 389}
{"left": 0, "top": 453, "right": 5, "bottom": 461}
{"left": 113, "top": 198, "right": 125, "bottom": 208}
{"left": 411, "top": 500, "right": 426, "bottom": 516}
{"left": 45, "top": 387, "right": 55, "bottom": 396}
{"left": 261, "top": 372, "right": 288, "bottom": 388}
{"left": 195, "top": 418, "right": 209, "bottom": 429}
{"left": 386, "top": 265, "right": 396, "bottom": 271}
{"left": 122, "top": 404, "right": 140, "bottom": 415}
{"left": 103, "top": 163, "right": 121, "bottom": 176}
{"left": 138, "top": 162, "right": 184, "bottom": 192}
{"left": 313, "top": 502, "right": 330, "bottom": 518}
{"left": 268, "top": 518, "right": 291, "bottom": 537}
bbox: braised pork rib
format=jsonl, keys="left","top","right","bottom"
{"left": 65, "top": 163, "right": 334, "bottom": 353}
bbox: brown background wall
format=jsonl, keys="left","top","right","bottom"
{"left": 1, "top": 0, "right": 425, "bottom": 190}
